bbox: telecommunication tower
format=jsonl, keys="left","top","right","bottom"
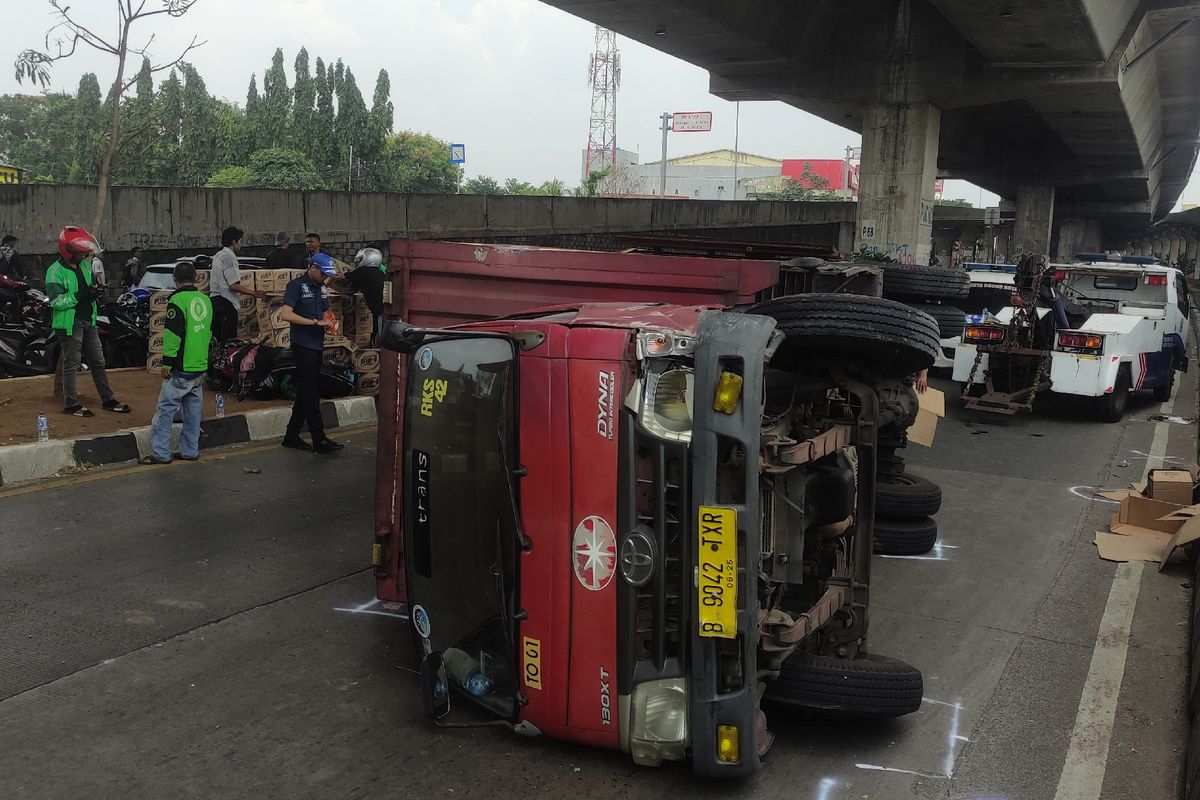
{"left": 584, "top": 26, "right": 621, "bottom": 184}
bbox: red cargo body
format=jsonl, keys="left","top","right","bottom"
{"left": 373, "top": 240, "right": 779, "bottom": 605}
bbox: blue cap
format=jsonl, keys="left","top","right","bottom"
{"left": 310, "top": 252, "right": 336, "bottom": 277}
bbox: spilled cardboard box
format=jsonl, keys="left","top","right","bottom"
{"left": 1094, "top": 466, "right": 1200, "bottom": 568}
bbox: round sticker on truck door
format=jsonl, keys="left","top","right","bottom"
{"left": 572, "top": 515, "right": 617, "bottom": 591}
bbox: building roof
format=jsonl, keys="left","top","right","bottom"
{"left": 645, "top": 149, "right": 782, "bottom": 167}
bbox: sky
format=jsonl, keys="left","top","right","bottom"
{"left": 2, "top": 0, "right": 1194, "bottom": 209}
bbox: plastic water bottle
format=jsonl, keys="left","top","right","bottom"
{"left": 463, "top": 671, "right": 493, "bottom": 697}
{"left": 36, "top": 412, "right": 48, "bottom": 443}
{"left": 215, "top": 393, "right": 225, "bottom": 419}
{"left": 981, "top": 307, "right": 991, "bottom": 322}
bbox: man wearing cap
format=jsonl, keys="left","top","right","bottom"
{"left": 266, "top": 231, "right": 300, "bottom": 268}
{"left": 279, "top": 252, "right": 343, "bottom": 453}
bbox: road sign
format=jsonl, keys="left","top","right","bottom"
{"left": 450, "top": 144, "right": 466, "bottom": 164}
{"left": 984, "top": 206, "right": 1001, "bottom": 226}
{"left": 671, "top": 112, "right": 712, "bottom": 133}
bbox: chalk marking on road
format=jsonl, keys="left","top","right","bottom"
{"left": 855, "top": 697, "right": 965, "bottom": 780}
{"left": 855, "top": 763, "right": 944, "bottom": 778}
{"left": 944, "top": 697, "right": 964, "bottom": 777}
{"left": 1125, "top": 448, "right": 1182, "bottom": 464}
{"left": 333, "top": 607, "right": 409, "bottom": 619}
{"left": 1068, "top": 486, "right": 1121, "bottom": 505}
{"left": 1052, "top": 371, "right": 1181, "bottom": 800}
{"left": 879, "top": 541, "right": 954, "bottom": 561}
{"left": 815, "top": 777, "right": 838, "bottom": 800}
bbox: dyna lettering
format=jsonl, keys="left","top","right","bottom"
{"left": 597, "top": 371, "right": 616, "bottom": 440}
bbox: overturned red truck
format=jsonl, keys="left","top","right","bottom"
{"left": 372, "top": 240, "right": 939, "bottom": 776}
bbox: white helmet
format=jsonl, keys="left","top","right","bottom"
{"left": 354, "top": 247, "right": 384, "bottom": 269}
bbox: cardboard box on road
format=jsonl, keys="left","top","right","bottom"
{"left": 907, "top": 387, "right": 945, "bottom": 448}
{"left": 1094, "top": 466, "right": 1200, "bottom": 568}
{"left": 1148, "top": 469, "right": 1195, "bottom": 506}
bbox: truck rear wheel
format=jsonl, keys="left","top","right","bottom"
{"left": 764, "top": 653, "right": 923, "bottom": 717}
{"left": 749, "top": 293, "right": 940, "bottom": 376}
{"left": 874, "top": 517, "right": 938, "bottom": 555}
{"left": 876, "top": 471, "right": 942, "bottom": 518}
{"left": 1153, "top": 367, "right": 1176, "bottom": 403}
{"left": 1094, "top": 367, "right": 1131, "bottom": 423}
{"left": 879, "top": 264, "right": 970, "bottom": 302}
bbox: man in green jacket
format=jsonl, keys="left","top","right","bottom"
{"left": 45, "top": 226, "right": 130, "bottom": 417}
{"left": 142, "top": 261, "right": 213, "bottom": 464}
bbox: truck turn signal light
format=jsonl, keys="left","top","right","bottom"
{"left": 964, "top": 325, "right": 1005, "bottom": 342}
{"left": 716, "top": 725, "right": 740, "bottom": 764}
{"left": 712, "top": 371, "right": 743, "bottom": 414}
{"left": 1057, "top": 332, "right": 1104, "bottom": 351}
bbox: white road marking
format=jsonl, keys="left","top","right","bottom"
{"left": 855, "top": 697, "right": 965, "bottom": 780}
{"left": 854, "top": 763, "right": 929, "bottom": 777}
{"left": 334, "top": 597, "right": 410, "bottom": 620}
{"left": 1068, "top": 486, "right": 1120, "bottom": 505}
{"left": 879, "top": 540, "right": 954, "bottom": 561}
{"left": 815, "top": 777, "right": 838, "bottom": 800}
{"left": 1052, "top": 369, "right": 1180, "bottom": 799}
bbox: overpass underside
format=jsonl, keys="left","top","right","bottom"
{"left": 545, "top": 0, "right": 1200, "bottom": 258}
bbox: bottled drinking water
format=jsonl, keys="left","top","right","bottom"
{"left": 36, "top": 412, "right": 48, "bottom": 443}
{"left": 215, "top": 393, "right": 225, "bottom": 419}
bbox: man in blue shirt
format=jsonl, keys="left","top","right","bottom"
{"left": 279, "top": 252, "right": 343, "bottom": 453}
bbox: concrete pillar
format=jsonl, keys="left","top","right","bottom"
{"left": 1167, "top": 230, "right": 1183, "bottom": 265}
{"left": 837, "top": 221, "right": 856, "bottom": 258}
{"left": 853, "top": 101, "right": 941, "bottom": 265}
{"left": 996, "top": 227, "right": 1012, "bottom": 263}
{"left": 1013, "top": 183, "right": 1055, "bottom": 258}
{"left": 1053, "top": 218, "right": 1102, "bottom": 262}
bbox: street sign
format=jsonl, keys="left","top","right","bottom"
{"left": 671, "top": 112, "right": 712, "bottom": 133}
{"left": 450, "top": 144, "right": 466, "bottom": 164}
{"left": 984, "top": 206, "right": 1001, "bottom": 226}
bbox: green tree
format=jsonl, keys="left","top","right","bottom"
{"left": 70, "top": 73, "right": 104, "bottom": 182}
{"left": 155, "top": 70, "right": 184, "bottom": 184}
{"left": 463, "top": 175, "right": 503, "bottom": 195}
{"left": 335, "top": 67, "right": 370, "bottom": 179}
{"left": 503, "top": 177, "right": 536, "bottom": 195}
{"left": 14, "top": 0, "right": 202, "bottom": 229}
{"left": 206, "top": 165, "right": 253, "bottom": 187}
{"left": 114, "top": 57, "right": 155, "bottom": 184}
{"left": 537, "top": 178, "right": 566, "bottom": 197}
{"left": 245, "top": 73, "right": 261, "bottom": 153}
{"left": 248, "top": 147, "right": 324, "bottom": 189}
{"left": 580, "top": 167, "right": 610, "bottom": 197}
{"left": 374, "top": 131, "right": 459, "bottom": 193}
{"left": 179, "top": 64, "right": 219, "bottom": 184}
{"left": 313, "top": 57, "right": 336, "bottom": 168}
{"left": 291, "top": 47, "right": 314, "bottom": 154}
{"left": 213, "top": 99, "right": 251, "bottom": 168}
{"left": 0, "top": 93, "right": 76, "bottom": 181}
{"left": 936, "top": 197, "right": 973, "bottom": 207}
{"left": 260, "top": 48, "right": 291, "bottom": 149}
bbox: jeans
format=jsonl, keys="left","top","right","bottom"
{"left": 150, "top": 370, "right": 204, "bottom": 460}
{"left": 285, "top": 345, "right": 325, "bottom": 442}
{"left": 61, "top": 319, "right": 114, "bottom": 409}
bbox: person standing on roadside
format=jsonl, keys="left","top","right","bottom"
{"left": 303, "top": 232, "right": 323, "bottom": 266}
{"left": 209, "top": 226, "right": 262, "bottom": 343}
{"left": 0, "top": 235, "right": 24, "bottom": 281}
{"left": 279, "top": 252, "right": 343, "bottom": 454}
{"left": 45, "top": 226, "right": 131, "bottom": 417}
{"left": 334, "top": 247, "right": 386, "bottom": 346}
{"left": 90, "top": 246, "right": 107, "bottom": 294}
{"left": 266, "top": 231, "right": 299, "bottom": 268}
{"left": 121, "top": 247, "right": 144, "bottom": 291}
{"left": 141, "top": 261, "right": 213, "bottom": 465}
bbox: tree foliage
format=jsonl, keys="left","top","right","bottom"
{"left": 375, "top": 132, "right": 459, "bottom": 193}
{"left": 206, "top": 165, "right": 253, "bottom": 187}
{"left": 463, "top": 175, "right": 503, "bottom": 195}
{"left": 248, "top": 147, "right": 322, "bottom": 189}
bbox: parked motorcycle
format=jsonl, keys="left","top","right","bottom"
{"left": 0, "top": 316, "right": 59, "bottom": 378}
{"left": 97, "top": 294, "right": 149, "bottom": 368}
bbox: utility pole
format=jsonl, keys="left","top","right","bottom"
{"left": 733, "top": 102, "right": 740, "bottom": 200}
{"left": 584, "top": 27, "right": 621, "bottom": 187}
{"left": 347, "top": 146, "right": 354, "bottom": 191}
{"left": 659, "top": 112, "right": 672, "bottom": 197}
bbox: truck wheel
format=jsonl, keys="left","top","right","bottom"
{"left": 1094, "top": 367, "right": 1131, "bottom": 423}
{"left": 749, "top": 293, "right": 940, "bottom": 376}
{"left": 1153, "top": 368, "right": 1175, "bottom": 403}
{"left": 879, "top": 264, "right": 970, "bottom": 301}
{"left": 873, "top": 517, "right": 938, "bottom": 555}
{"left": 876, "top": 471, "right": 942, "bottom": 518}
{"left": 907, "top": 302, "right": 966, "bottom": 339}
{"left": 765, "top": 653, "right": 923, "bottom": 717}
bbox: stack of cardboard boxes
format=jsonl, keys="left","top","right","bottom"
{"left": 143, "top": 265, "right": 383, "bottom": 398}
{"left": 1093, "top": 466, "right": 1200, "bottom": 566}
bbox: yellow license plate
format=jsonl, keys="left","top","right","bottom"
{"left": 697, "top": 506, "right": 737, "bottom": 639}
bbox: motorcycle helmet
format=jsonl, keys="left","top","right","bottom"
{"left": 117, "top": 292, "right": 139, "bottom": 308}
{"left": 354, "top": 247, "right": 384, "bottom": 270}
{"left": 310, "top": 252, "right": 337, "bottom": 277}
{"left": 58, "top": 226, "right": 99, "bottom": 263}
{"left": 129, "top": 287, "right": 151, "bottom": 304}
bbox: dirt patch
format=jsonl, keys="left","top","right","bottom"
{"left": 0, "top": 368, "right": 291, "bottom": 446}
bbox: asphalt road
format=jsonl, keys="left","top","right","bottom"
{"left": 0, "top": 369, "right": 1196, "bottom": 800}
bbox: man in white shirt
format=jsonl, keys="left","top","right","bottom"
{"left": 209, "top": 226, "right": 262, "bottom": 342}
{"left": 91, "top": 248, "right": 106, "bottom": 293}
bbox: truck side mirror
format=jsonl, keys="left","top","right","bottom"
{"left": 380, "top": 320, "right": 427, "bottom": 354}
{"left": 420, "top": 651, "right": 451, "bottom": 720}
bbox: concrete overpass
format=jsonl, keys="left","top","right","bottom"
{"left": 544, "top": 0, "right": 1200, "bottom": 260}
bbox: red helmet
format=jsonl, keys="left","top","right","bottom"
{"left": 58, "top": 226, "right": 98, "bottom": 262}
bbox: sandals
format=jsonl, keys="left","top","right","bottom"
{"left": 138, "top": 456, "right": 171, "bottom": 465}
{"left": 63, "top": 405, "right": 94, "bottom": 417}
{"left": 103, "top": 400, "right": 131, "bottom": 413}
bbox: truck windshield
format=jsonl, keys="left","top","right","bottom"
{"left": 1063, "top": 271, "right": 1166, "bottom": 306}
{"left": 404, "top": 336, "right": 519, "bottom": 717}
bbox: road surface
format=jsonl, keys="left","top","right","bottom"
{"left": 0, "top": 369, "right": 1196, "bottom": 800}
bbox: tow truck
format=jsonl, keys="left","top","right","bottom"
{"left": 372, "top": 240, "right": 940, "bottom": 776}
{"left": 953, "top": 253, "right": 1190, "bottom": 419}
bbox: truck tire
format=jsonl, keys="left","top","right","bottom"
{"left": 907, "top": 302, "right": 966, "bottom": 340}
{"left": 873, "top": 517, "right": 938, "bottom": 555}
{"left": 749, "top": 293, "right": 940, "bottom": 376}
{"left": 1153, "top": 367, "right": 1176, "bottom": 403}
{"left": 876, "top": 471, "right": 942, "bottom": 518}
{"left": 765, "top": 653, "right": 923, "bottom": 717}
{"left": 879, "top": 264, "right": 970, "bottom": 301}
{"left": 1094, "top": 367, "right": 1131, "bottom": 423}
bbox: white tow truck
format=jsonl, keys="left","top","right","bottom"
{"left": 953, "top": 255, "right": 1190, "bottom": 420}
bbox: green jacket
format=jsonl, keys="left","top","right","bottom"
{"left": 45, "top": 258, "right": 98, "bottom": 333}
{"left": 163, "top": 286, "right": 213, "bottom": 373}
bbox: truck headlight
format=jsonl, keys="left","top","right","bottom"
{"left": 629, "top": 678, "right": 689, "bottom": 766}
{"left": 639, "top": 366, "right": 694, "bottom": 443}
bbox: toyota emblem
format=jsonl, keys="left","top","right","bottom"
{"left": 619, "top": 529, "right": 656, "bottom": 588}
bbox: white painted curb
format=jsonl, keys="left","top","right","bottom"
{"left": 0, "top": 439, "right": 76, "bottom": 485}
